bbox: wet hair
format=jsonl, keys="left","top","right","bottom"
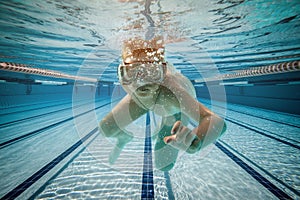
{"left": 122, "top": 36, "right": 165, "bottom": 64}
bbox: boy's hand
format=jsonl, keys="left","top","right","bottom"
{"left": 109, "top": 131, "right": 133, "bottom": 165}
{"left": 163, "top": 121, "right": 197, "bottom": 152}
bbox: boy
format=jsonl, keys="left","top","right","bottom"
{"left": 99, "top": 37, "right": 226, "bottom": 171}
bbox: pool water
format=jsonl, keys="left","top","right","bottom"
{"left": 0, "top": 95, "right": 299, "bottom": 199}
{"left": 0, "top": 0, "right": 300, "bottom": 199}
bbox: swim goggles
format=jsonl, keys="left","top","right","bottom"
{"left": 118, "top": 62, "right": 167, "bottom": 85}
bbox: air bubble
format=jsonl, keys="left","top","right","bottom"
{"left": 157, "top": 48, "right": 164, "bottom": 54}
{"left": 156, "top": 40, "right": 163, "bottom": 44}
{"left": 124, "top": 57, "right": 132, "bottom": 63}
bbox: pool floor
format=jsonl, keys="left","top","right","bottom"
{"left": 0, "top": 96, "right": 299, "bottom": 199}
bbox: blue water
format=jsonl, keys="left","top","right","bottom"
{"left": 0, "top": 0, "right": 300, "bottom": 199}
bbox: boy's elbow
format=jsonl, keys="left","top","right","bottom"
{"left": 209, "top": 114, "right": 227, "bottom": 138}
{"left": 99, "top": 118, "right": 121, "bottom": 138}
{"left": 219, "top": 120, "right": 227, "bottom": 138}
{"left": 99, "top": 120, "right": 113, "bottom": 137}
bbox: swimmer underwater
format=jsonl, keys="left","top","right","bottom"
{"left": 99, "top": 37, "right": 227, "bottom": 171}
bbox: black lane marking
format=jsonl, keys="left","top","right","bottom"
{"left": 216, "top": 142, "right": 292, "bottom": 200}
{"left": 0, "top": 100, "right": 112, "bottom": 149}
{"left": 164, "top": 171, "right": 175, "bottom": 200}
{"left": 0, "top": 98, "right": 103, "bottom": 127}
{"left": 199, "top": 100, "right": 300, "bottom": 148}
{"left": 0, "top": 127, "right": 99, "bottom": 200}
{"left": 226, "top": 118, "right": 300, "bottom": 150}
{"left": 199, "top": 98, "right": 300, "bottom": 128}
{"left": 0, "top": 99, "right": 71, "bottom": 117}
{"left": 141, "top": 113, "right": 155, "bottom": 199}
{"left": 220, "top": 140, "right": 300, "bottom": 196}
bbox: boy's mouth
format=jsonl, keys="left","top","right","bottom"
{"left": 135, "top": 84, "right": 159, "bottom": 96}
{"left": 139, "top": 86, "right": 150, "bottom": 92}
{"left": 136, "top": 86, "right": 151, "bottom": 95}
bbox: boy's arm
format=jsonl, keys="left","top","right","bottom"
{"left": 99, "top": 94, "right": 148, "bottom": 137}
{"left": 99, "top": 94, "right": 148, "bottom": 164}
{"left": 163, "top": 78, "right": 226, "bottom": 153}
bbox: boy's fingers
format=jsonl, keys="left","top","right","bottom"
{"left": 164, "top": 135, "right": 176, "bottom": 144}
{"left": 171, "top": 121, "right": 181, "bottom": 134}
{"left": 175, "top": 126, "right": 190, "bottom": 142}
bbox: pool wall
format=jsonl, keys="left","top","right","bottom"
{"left": 195, "top": 71, "right": 300, "bottom": 114}
{"left": 1, "top": 71, "right": 299, "bottom": 114}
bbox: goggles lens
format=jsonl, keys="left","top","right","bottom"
{"left": 118, "top": 62, "right": 166, "bottom": 85}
